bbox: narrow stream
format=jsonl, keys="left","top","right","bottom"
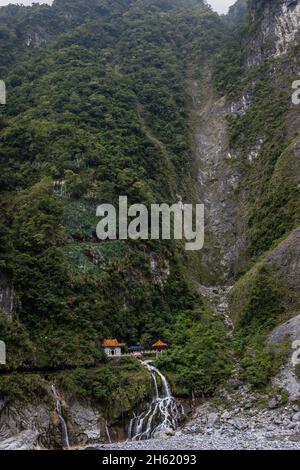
{"left": 128, "top": 361, "right": 183, "bottom": 441}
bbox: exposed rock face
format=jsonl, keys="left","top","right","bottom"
{"left": 0, "top": 402, "right": 53, "bottom": 449}
{"left": 270, "top": 314, "right": 300, "bottom": 400}
{"left": 68, "top": 401, "right": 101, "bottom": 445}
{"left": 149, "top": 253, "right": 170, "bottom": 286}
{"left": 25, "top": 32, "right": 48, "bottom": 48}
{"left": 0, "top": 398, "right": 114, "bottom": 449}
{"left": 256, "top": 229, "right": 300, "bottom": 400}
{"left": 273, "top": 1, "right": 300, "bottom": 56}
{"left": 0, "top": 430, "right": 39, "bottom": 450}
{"left": 229, "top": 93, "right": 252, "bottom": 117}
{"left": 198, "top": 284, "right": 233, "bottom": 331}
{"left": 0, "top": 391, "right": 136, "bottom": 449}
{"left": 248, "top": 0, "right": 300, "bottom": 66}
{"left": 267, "top": 228, "right": 300, "bottom": 293}
{"left": 190, "top": 70, "right": 245, "bottom": 283}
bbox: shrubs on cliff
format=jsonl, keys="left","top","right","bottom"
{"left": 232, "top": 264, "right": 289, "bottom": 387}
{"left": 0, "top": 0, "right": 227, "bottom": 374}
{"left": 0, "top": 358, "right": 151, "bottom": 411}
{"left": 157, "top": 308, "right": 232, "bottom": 396}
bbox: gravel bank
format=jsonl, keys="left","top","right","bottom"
{"left": 87, "top": 429, "right": 300, "bottom": 451}
{"left": 87, "top": 386, "right": 300, "bottom": 451}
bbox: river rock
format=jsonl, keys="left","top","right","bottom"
{"left": 273, "top": 416, "right": 282, "bottom": 425}
{"left": 231, "top": 418, "right": 247, "bottom": 430}
{"left": 207, "top": 412, "right": 220, "bottom": 429}
{"left": 292, "top": 412, "right": 300, "bottom": 422}
{"left": 153, "top": 428, "right": 175, "bottom": 439}
{"left": 268, "top": 395, "right": 281, "bottom": 409}
{"left": 221, "top": 411, "right": 231, "bottom": 420}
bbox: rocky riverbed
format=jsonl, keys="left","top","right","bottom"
{"left": 2, "top": 384, "right": 300, "bottom": 450}
{"left": 86, "top": 385, "right": 300, "bottom": 451}
{"left": 87, "top": 429, "right": 300, "bottom": 451}
{"left": 86, "top": 414, "right": 300, "bottom": 450}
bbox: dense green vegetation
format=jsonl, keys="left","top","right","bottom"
{"left": 213, "top": 1, "right": 300, "bottom": 260}
{"left": 157, "top": 307, "right": 232, "bottom": 396}
{"left": 58, "top": 358, "right": 152, "bottom": 419}
{"left": 0, "top": 357, "right": 151, "bottom": 422}
{"left": 233, "top": 264, "right": 289, "bottom": 387}
{"left": 0, "top": 0, "right": 232, "bottom": 401}
{"left": 212, "top": 0, "right": 300, "bottom": 389}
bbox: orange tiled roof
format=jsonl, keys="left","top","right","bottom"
{"left": 153, "top": 340, "right": 167, "bottom": 348}
{"left": 102, "top": 338, "right": 122, "bottom": 347}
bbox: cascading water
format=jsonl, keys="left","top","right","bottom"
{"left": 105, "top": 420, "right": 112, "bottom": 443}
{"left": 51, "top": 384, "right": 70, "bottom": 449}
{"left": 128, "top": 361, "right": 183, "bottom": 441}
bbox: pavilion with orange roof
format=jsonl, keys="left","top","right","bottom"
{"left": 153, "top": 340, "right": 168, "bottom": 352}
{"left": 102, "top": 338, "right": 124, "bottom": 357}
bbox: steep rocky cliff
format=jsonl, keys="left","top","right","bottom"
{"left": 247, "top": 0, "right": 300, "bottom": 62}
{"left": 1, "top": 0, "right": 300, "bottom": 449}
{"left": 224, "top": 0, "right": 300, "bottom": 395}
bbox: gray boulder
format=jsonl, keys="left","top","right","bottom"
{"left": 207, "top": 412, "right": 220, "bottom": 429}
{"left": 292, "top": 412, "right": 300, "bottom": 422}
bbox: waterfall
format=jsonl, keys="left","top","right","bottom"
{"left": 105, "top": 420, "right": 112, "bottom": 443}
{"left": 128, "top": 361, "right": 183, "bottom": 441}
{"left": 51, "top": 385, "right": 70, "bottom": 449}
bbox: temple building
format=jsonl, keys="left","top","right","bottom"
{"left": 102, "top": 339, "right": 123, "bottom": 357}
{"left": 128, "top": 345, "right": 144, "bottom": 356}
{"left": 153, "top": 340, "right": 168, "bottom": 352}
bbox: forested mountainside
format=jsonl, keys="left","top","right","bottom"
{"left": 0, "top": 0, "right": 300, "bottom": 448}
{"left": 0, "top": 0, "right": 231, "bottom": 394}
